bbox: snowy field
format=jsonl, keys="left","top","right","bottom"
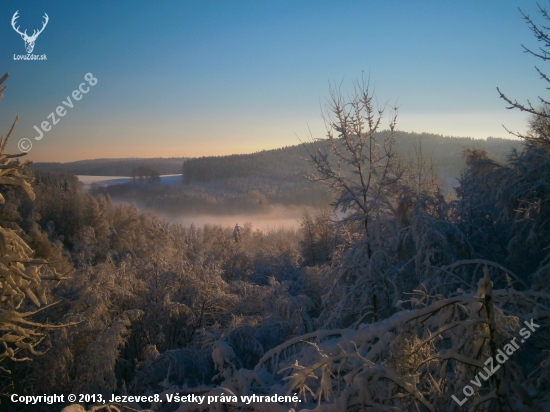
{"left": 77, "top": 174, "right": 182, "bottom": 188}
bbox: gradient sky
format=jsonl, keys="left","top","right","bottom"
{"left": 0, "top": 0, "right": 544, "bottom": 162}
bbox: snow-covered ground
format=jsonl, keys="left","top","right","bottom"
{"left": 77, "top": 174, "right": 182, "bottom": 188}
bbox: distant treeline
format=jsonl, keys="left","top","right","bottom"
{"left": 182, "top": 145, "right": 311, "bottom": 184}
{"left": 91, "top": 132, "right": 523, "bottom": 215}
{"left": 31, "top": 157, "right": 186, "bottom": 176}
{"left": 181, "top": 132, "right": 522, "bottom": 191}
{"left": 393, "top": 132, "right": 522, "bottom": 189}
{"left": 30, "top": 133, "right": 522, "bottom": 184}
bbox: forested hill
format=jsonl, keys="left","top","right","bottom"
{"left": 83, "top": 132, "right": 524, "bottom": 216}
{"left": 30, "top": 157, "right": 186, "bottom": 176}
{"left": 31, "top": 132, "right": 522, "bottom": 182}
{"left": 181, "top": 132, "right": 522, "bottom": 188}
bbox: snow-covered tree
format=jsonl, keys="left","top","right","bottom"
{"left": 0, "top": 73, "right": 73, "bottom": 378}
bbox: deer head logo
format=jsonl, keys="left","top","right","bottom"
{"left": 11, "top": 11, "right": 49, "bottom": 54}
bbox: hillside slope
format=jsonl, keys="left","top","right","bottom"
{"left": 31, "top": 132, "right": 522, "bottom": 183}
{"left": 86, "top": 132, "right": 523, "bottom": 215}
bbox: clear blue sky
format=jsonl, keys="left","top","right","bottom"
{"left": 0, "top": 0, "right": 543, "bottom": 161}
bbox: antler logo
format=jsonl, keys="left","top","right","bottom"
{"left": 11, "top": 11, "right": 49, "bottom": 54}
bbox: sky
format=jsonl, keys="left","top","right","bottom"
{"left": 0, "top": 0, "right": 544, "bottom": 162}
